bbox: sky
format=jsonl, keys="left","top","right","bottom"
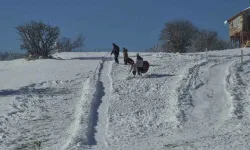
{"left": 0, "top": 0, "right": 249, "bottom": 52}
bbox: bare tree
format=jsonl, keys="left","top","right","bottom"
{"left": 191, "top": 29, "right": 218, "bottom": 52}
{"left": 190, "top": 29, "right": 230, "bottom": 51}
{"left": 209, "top": 38, "right": 230, "bottom": 51}
{"left": 56, "top": 34, "right": 85, "bottom": 52}
{"left": 160, "top": 19, "right": 197, "bottom": 53}
{"left": 16, "top": 20, "right": 60, "bottom": 58}
{"left": 148, "top": 44, "right": 162, "bottom": 52}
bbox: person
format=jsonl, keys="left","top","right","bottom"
{"left": 111, "top": 43, "right": 120, "bottom": 64}
{"left": 136, "top": 53, "right": 143, "bottom": 76}
{"left": 123, "top": 47, "right": 129, "bottom": 65}
{"left": 129, "top": 62, "right": 137, "bottom": 77}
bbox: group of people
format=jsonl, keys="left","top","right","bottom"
{"left": 110, "top": 43, "right": 144, "bottom": 76}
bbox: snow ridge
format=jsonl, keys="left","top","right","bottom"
{"left": 104, "top": 61, "right": 114, "bottom": 147}
{"left": 227, "top": 61, "right": 249, "bottom": 119}
{"left": 176, "top": 60, "right": 208, "bottom": 125}
{"left": 62, "top": 78, "right": 92, "bottom": 150}
{"left": 63, "top": 61, "right": 104, "bottom": 149}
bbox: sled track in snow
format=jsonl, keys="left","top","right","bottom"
{"left": 226, "top": 61, "right": 248, "bottom": 119}
{"left": 63, "top": 60, "right": 112, "bottom": 149}
{"left": 86, "top": 60, "right": 112, "bottom": 148}
{"left": 176, "top": 60, "right": 209, "bottom": 124}
{"left": 63, "top": 61, "right": 105, "bottom": 149}
{"left": 86, "top": 61, "right": 105, "bottom": 145}
{"left": 84, "top": 63, "right": 102, "bottom": 145}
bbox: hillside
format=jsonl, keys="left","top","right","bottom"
{"left": 1, "top": 49, "right": 250, "bottom": 150}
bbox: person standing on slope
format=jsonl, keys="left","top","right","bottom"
{"left": 136, "top": 53, "right": 143, "bottom": 76}
{"left": 111, "top": 43, "right": 120, "bottom": 64}
{"left": 123, "top": 47, "right": 129, "bottom": 65}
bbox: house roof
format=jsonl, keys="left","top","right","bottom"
{"left": 224, "top": 7, "right": 250, "bottom": 24}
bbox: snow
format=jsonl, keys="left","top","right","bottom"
{"left": 243, "top": 7, "right": 250, "bottom": 11}
{"left": 0, "top": 53, "right": 102, "bottom": 150}
{"left": 2, "top": 49, "right": 250, "bottom": 149}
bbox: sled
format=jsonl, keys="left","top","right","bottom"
{"left": 127, "top": 58, "right": 134, "bottom": 65}
{"left": 141, "top": 61, "right": 149, "bottom": 73}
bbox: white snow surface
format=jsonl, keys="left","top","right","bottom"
{"left": 1, "top": 49, "right": 250, "bottom": 149}
{"left": 243, "top": 7, "right": 250, "bottom": 11}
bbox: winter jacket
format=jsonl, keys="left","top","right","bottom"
{"left": 111, "top": 45, "right": 120, "bottom": 56}
{"left": 136, "top": 56, "right": 143, "bottom": 67}
{"left": 123, "top": 49, "right": 128, "bottom": 59}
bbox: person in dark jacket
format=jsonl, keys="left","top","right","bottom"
{"left": 136, "top": 53, "right": 143, "bottom": 76}
{"left": 123, "top": 47, "right": 129, "bottom": 65}
{"left": 111, "top": 43, "right": 120, "bottom": 64}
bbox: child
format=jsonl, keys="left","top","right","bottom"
{"left": 136, "top": 53, "right": 143, "bottom": 76}
{"left": 123, "top": 48, "right": 129, "bottom": 65}
{"left": 129, "top": 62, "right": 137, "bottom": 77}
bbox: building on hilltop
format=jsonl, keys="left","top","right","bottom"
{"left": 225, "top": 7, "right": 250, "bottom": 48}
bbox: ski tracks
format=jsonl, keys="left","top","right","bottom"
{"left": 226, "top": 60, "right": 250, "bottom": 120}
{"left": 194, "top": 60, "right": 234, "bottom": 128}
{"left": 164, "top": 58, "right": 250, "bottom": 149}
{"left": 93, "top": 60, "right": 113, "bottom": 149}
{"left": 175, "top": 60, "right": 209, "bottom": 126}
{"left": 176, "top": 58, "right": 236, "bottom": 129}
{"left": 63, "top": 60, "right": 112, "bottom": 150}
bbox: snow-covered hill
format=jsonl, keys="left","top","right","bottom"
{"left": 1, "top": 49, "right": 250, "bottom": 150}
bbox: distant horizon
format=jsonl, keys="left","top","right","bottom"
{"left": 0, "top": 48, "right": 152, "bottom": 54}
{"left": 0, "top": 45, "right": 155, "bottom": 53}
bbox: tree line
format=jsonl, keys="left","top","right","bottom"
{"left": 0, "top": 52, "right": 25, "bottom": 61}
{"left": 151, "top": 19, "right": 229, "bottom": 53}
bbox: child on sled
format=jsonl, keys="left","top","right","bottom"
{"left": 129, "top": 53, "right": 144, "bottom": 77}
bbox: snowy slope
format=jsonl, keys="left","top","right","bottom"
{"left": 0, "top": 52, "right": 105, "bottom": 150}
{"left": 1, "top": 49, "right": 250, "bottom": 149}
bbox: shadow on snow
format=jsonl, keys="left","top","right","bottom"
{"left": 0, "top": 84, "right": 72, "bottom": 97}
{"left": 145, "top": 74, "right": 175, "bottom": 78}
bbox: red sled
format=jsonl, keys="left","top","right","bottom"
{"left": 141, "top": 61, "right": 149, "bottom": 73}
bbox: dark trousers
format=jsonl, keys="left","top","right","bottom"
{"left": 132, "top": 71, "right": 136, "bottom": 76}
{"left": 114, "top": 55, "right": 119, "bottom": 64}
{"left": 137, "top": 67, "right": 143, "bottom": 75}
{"left": 124, "top": 58, "right": 128, "bottom": 65}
